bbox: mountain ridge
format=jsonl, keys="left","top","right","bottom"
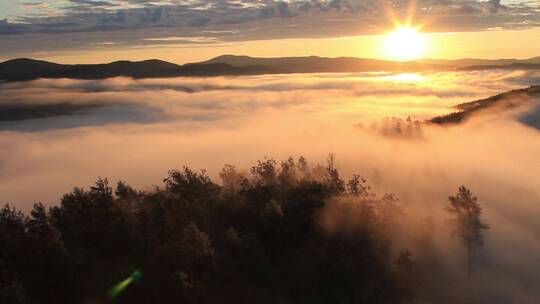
{"left": 0, "top": 58, "right": 282, "bottom": 81}
{"left": 2, "top": 55, "right": 540, "bottom": 82}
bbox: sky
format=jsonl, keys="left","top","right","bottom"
{"left": 1, "top": 0, "right": 540, "bottom": 63}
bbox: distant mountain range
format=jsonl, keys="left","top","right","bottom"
{"left": 0, "top": 58, "right": 281, "bottom": 82}
{"left": 201, "top": 55, "right": 448, "bottom": 73}
{"left": 1, "top": 55, "right": 540, "bottom": 82}
{"left": 420, "top": 56, "right": 540, "bottom": 67}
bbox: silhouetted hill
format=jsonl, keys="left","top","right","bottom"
{"left": 0, "top": 58, "right": 281, "bottom": 81}
{"left": 0, "top": 58, "right": 69, "bottom": 80}
{"left": 3, "top": 55, "right": 540, "bottom": 81}
{"left": 430, "top": 85, "right": 540, "bottom": 124}
{"left": 203, "top": 55, "right": 449, "bottom": 73}
{"left": 204, "top": 55, "right": 540, "bottom": 72}
{"left": 458, "top": 63, "right": 540, "bottom": 71}
{"left": 421, "top": 56, "right": 540, "bottom": 67}
{"left": 527, "top": 56, "right": 540, "bottom": 63}
{"left": 421, "top": 58, "right": 519, "bottom": 67}
{"left": 179, "top": 62, "right": 284, "bottom": 76}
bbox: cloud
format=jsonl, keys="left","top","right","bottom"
{"left": 1, "top": 0, "right": 540, "bottom": 57}
{"left": 518, "top": 103, "right": 540, "bottom": 129}
{"left": 1, "top": 69, "right": 537, "bottom": 131}
{"left": 0, "top": 101, "right": 165, "bottom": 132}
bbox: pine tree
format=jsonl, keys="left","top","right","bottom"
{"left": 446, "top": 186, "right": 489, "bottom": 276}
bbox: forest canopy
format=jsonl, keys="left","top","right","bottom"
{"left": 0, "top": 157, "right": 485, "bottom": 304}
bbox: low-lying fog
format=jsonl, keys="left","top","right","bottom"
{"left": 1, "top": 70, "right": 538, "bottom": 207}
{"left": 1, "top": 70, "right": 539, "bottom": 302}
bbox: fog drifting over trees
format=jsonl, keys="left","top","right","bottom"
{"left": 0, "top": 71, "right": 539, "bottom": 303}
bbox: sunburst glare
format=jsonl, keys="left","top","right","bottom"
{"left": 383, "top": 26, "right": 428, "bottom": 61}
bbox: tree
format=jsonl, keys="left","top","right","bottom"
{"left": 0, "top": 261, "right": 30, "bottom": 304}
{"left": 325, "top": 153, "right": 345, "bottom": 194}
{"left": 445, "top": 186, "right": 489, "bottom": 276}
{"left": 0, "top": 157, "right": 418, "bottom": 304}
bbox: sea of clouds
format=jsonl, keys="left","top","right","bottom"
{"left": 0, "top": 70, "right": 539, "bottom": 303}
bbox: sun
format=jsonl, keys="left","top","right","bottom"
{"left": 383, "top": 26, "right": 428, "bottom": 61}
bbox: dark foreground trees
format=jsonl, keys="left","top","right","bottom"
{"left": 0, "top": 158, "right": 486, "bottom": 304}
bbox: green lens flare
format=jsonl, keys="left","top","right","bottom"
{"left": 107, "top": 270, "right": 143, "bottom": 300}
{"left": 131, "top": 270, "right": 143, "bottom": 281}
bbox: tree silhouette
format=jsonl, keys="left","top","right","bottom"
{"left": 445, "top": 186, "right": 489, "bottom": 276}
{"left": 0, "top": 157, "right": 422, "bottom": 304}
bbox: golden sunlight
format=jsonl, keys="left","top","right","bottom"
{"left": 383, "top": 26, "right": 428, "bottom": 61}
